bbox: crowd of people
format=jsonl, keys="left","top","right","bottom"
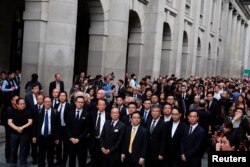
{"left": 0, "top": 70, "right": 250, "bottom": 167}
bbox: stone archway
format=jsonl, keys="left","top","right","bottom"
{"left": 160, "top": 23, "right": 172, "bottom": 76}
{"left": 0, "top": 0, "right": 25, "bottom": 72}
{"left": 206, "top": 43, "right": 212, "bottom": 76}
{"left": 126, "top": 10, "right": 142, "bottom": 75}
{"left": 75, "top": 0, "right": 106, "bottom": 76}
{"left": 180, "top": 31, "right": 189, "bottom": 78}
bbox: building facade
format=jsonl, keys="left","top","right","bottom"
{"left": 1, "top": 0, "right": 250, "bottom": 94}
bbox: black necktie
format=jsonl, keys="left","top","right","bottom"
{"left": 150, "top": 120, "right": 156, "bottom": 134}
{"left": 111, "top": 121, "right": 114, "bottom": 129}
{"left": 76, "top": 111, "right": 80, "bottom": 120}
{"left": 95, "top": 113, "right": 101, "bottom": 137}
{"left": 189, "top": 126, "right": 193, "bottom": 135}
{"left": 44, "top": 111, "right": 49, "bottom": 137}
{"left": 38, "top": 105, "right": 40, "bottom": 110}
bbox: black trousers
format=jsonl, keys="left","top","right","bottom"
{"left": 68, "top": 140, "right": 87, "bottom": 167}
{"left": 102, "top": 152, "right": 122, "bottom": 167}
{"left": 9, "top": 133, "right": 29, "bottom": 167}
{"left": 123, "top": 154, "right": 142, "bottom": 167}
{"left": 55, "top": 126, "right": 69, "bottom": 165}
{"left": 5, "top": 127, "right": 10, "bottom": 162}
{"left": 37, "top": 135, "right": 55, "bottom": 167}
{"left": 145, "top": 157, "right": 163, "bottom": 167}
{"left": 90, "top": 138, "right": 102, "bottom": 167}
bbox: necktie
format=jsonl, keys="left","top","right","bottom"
{"left": 189, "top": 126, "right": 193, "bottom": 135}
{"left": 143, "top": 111, "right": 148, "bottom": 121}
{"left": 44, "top": 111, "right": 49, "bottom": 137}
{"left": 76, "top": 111, "right": 80, "bottom": 120}
{"left": 111, "top": 121, "right": 114, "bottom": 129}
{"left": 118, "top": 106, "right": 121, "bottom": 111}
{"left": 38, "top": 105, "right": 40, "bottom": 111}
{"left": 95, "top": 113, "right": 101, "bottom": 137}
{"left": 129, "top": 127, "right": 136, "bottom": 153}
{"left": 150, "top": 120, "right": 156, "bottom": 134}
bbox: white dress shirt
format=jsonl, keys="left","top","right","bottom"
{"left": 171, "top": 121, "right": 180, "bottom": 138}
{"left": 41, "top": 108, "right": 52, "bottom": 136}
{"left": 33, "top": 94, "right": 37, "bottom": 105}
{"left": 96, "top": 111, "right": 106, "bottom": 138}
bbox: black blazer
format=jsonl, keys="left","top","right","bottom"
{"left": 25, "top": 93, "right": 36, "bottom": 112}
{"left": 122, "top": 125, "right": 148, "bottom": 161}
{"left": 118, "top": 86, "right": 126, "bottom": 98}
{"left": 89, "top": 110, "right": 110, "bottom": 137}
{"left": 207, "top": 100, "right": 220, "bottom": 126}
{"left": 32, "top": 108, "right": 60, "bottom": 140}
{"left": 49, "top": 81, "right": 64, "bottom": 98}
{"left": 54, "top": 102, "right": 73, "bottom": 126}
{"left": 140, "top": 108, "right": 151, "bottom": 125}
{"left": 100, "top": 120, "right": 125, "bottom": 154}
{"left": 66, "top": 108, "right": 89, "bottom": 141}
{"left": 120, "top": 109, "right": 131, "bottom": 127}
{"left": 180, "top": 125, "right": 205, "bottom": 167}
{"left": 145, "top": 118, "right": 165, "bottom": 159}
{"left": 163, "top": 120, "right": 187, "bottom": 160}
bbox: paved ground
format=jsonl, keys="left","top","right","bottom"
{"left": 0, "top": 126, "right": 208, "bottom": 167}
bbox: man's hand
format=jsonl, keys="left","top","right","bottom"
{"left": 121, "top": 154, "right": 125, "bottom": 162}
{"left": 139, "top": 158, "right": 145, "bottom": 165}
{"left": 16, "top": 127, "right": 23, "bottom": 133}
{"left": 74, "top": 138, "right": 79, "bottom": 144}
{"left": 181, "top": 154, "right": 187, "bottom": 162}
{"left": 158, "top": 155, "right": 163, "bottom": 160}
{"left": 69, "top": 138, "right": 75, "bottom": 144}
{"left": 32, "top": 137, "right": 37, "bottom": 144}
{"left": 55, "top": 140, "right": 59, "bottom": 145}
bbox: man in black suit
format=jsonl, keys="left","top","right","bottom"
{"left": 178, "top": 85, "right": 192, "bottom": 117}
{"left": 32, "top": 96, "right": 60, "bottom": 167}
{"left": 51, "top": 88, "right": 60, "bottom": 109}
{"left": 100, "top": 107, "right": 125, "bottom": 167}
{"left": 163, "top": 107, "right": 187, "bottom": 167}
{"left": 140, "top": 99, "right": 151, "bottom": 125}
{"left": 54, "top": 91, "right": 73, "bottom": 166}
{"left": 30, "top": 94, "right": 44, "bottom": 165}
{"left": 145, "top": 105, "right": 165, "bottom": 167}
{"left": 206, "top": 92, "right": 221, "bottom": 131}
{"left": 25, "top": 84, "right": 40, "bottom": 112}
{"left": 89, "top": 99, "right": 110, "bottom": 167}
{"left": 180, "top": 110, "right": 205, "bottom": 167}
{"left": 66, "top": 96, "right": 89, "bottom": 167}
{"left": 117, "top": 79, "right": 126, "bottom": 99}
{"left": 121, "top": 112, "right": 148, "bottom": 167}
{"left": 116, "top": 96, "right": 125, "bottom": 112}
{"left": 49, "top": 73, "right": 64, "bottom": 98}
{"left": 121, "top": 102, "right": 137, "bottom": 127}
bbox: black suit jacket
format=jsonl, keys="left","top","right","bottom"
{"left": 25, "top": 93, "right": 36, "bottom": 112}
{"left": 118, "top": 86, "right": 126, "bottom": 98}
{"left": 100, "top": 120, "right": 125, "bottom": 154}
{"left": 122, "top": 125, "right": 148, "bottom": 161}
{"left": 120, "top": 109, "right": 131, "bottom": 127}
{"left": 89, "top": 110, "right": 110, "bottom": 137}
{"left": 140, "top": 108, "right": 151, "bottom": 126}
{"left": 163, "top": 120, "right": 187, "bottom": 160}
{"left": 32, "top": 108, "right": 60, "bottom": 140}
{"left": 66, "top": 108, "right": 89, "bottom": 141}
{"left": 54, "top": 102, "right": 73, "bottom": 126}
{"left": 207, "top": 100, "right": 220, "bottom": 126}
{"left": 49, "top": 81, "right": 64, "bottom": 98}
{"left": 180, "top": 125, "right": 205, "bottom": 167}
{"left": 145, "top": 118, "right": 165, "bottom": 159}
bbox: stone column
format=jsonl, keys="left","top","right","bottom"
{"left": 229, "top": 10, "right": 238, "bottom": 77}
{"left": 101, "top": 0, "right": 130, "bottom": 81}
{"left": 141, "top": 0, "right": 165, "bottom": 78}
{"left": 172, "top": 0, "right": 186, "bottom": 78}
{"left": 217, "top": 0, "right": 229, "bottom": 76}
{"left": 21, "top": 0, "right": 49, "bottom": 96}
{"left": 21, "top": 0, "right": 78, "bottom": 95}
{"left": 222, "top": 6, "right": 233, "bottom": 77}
